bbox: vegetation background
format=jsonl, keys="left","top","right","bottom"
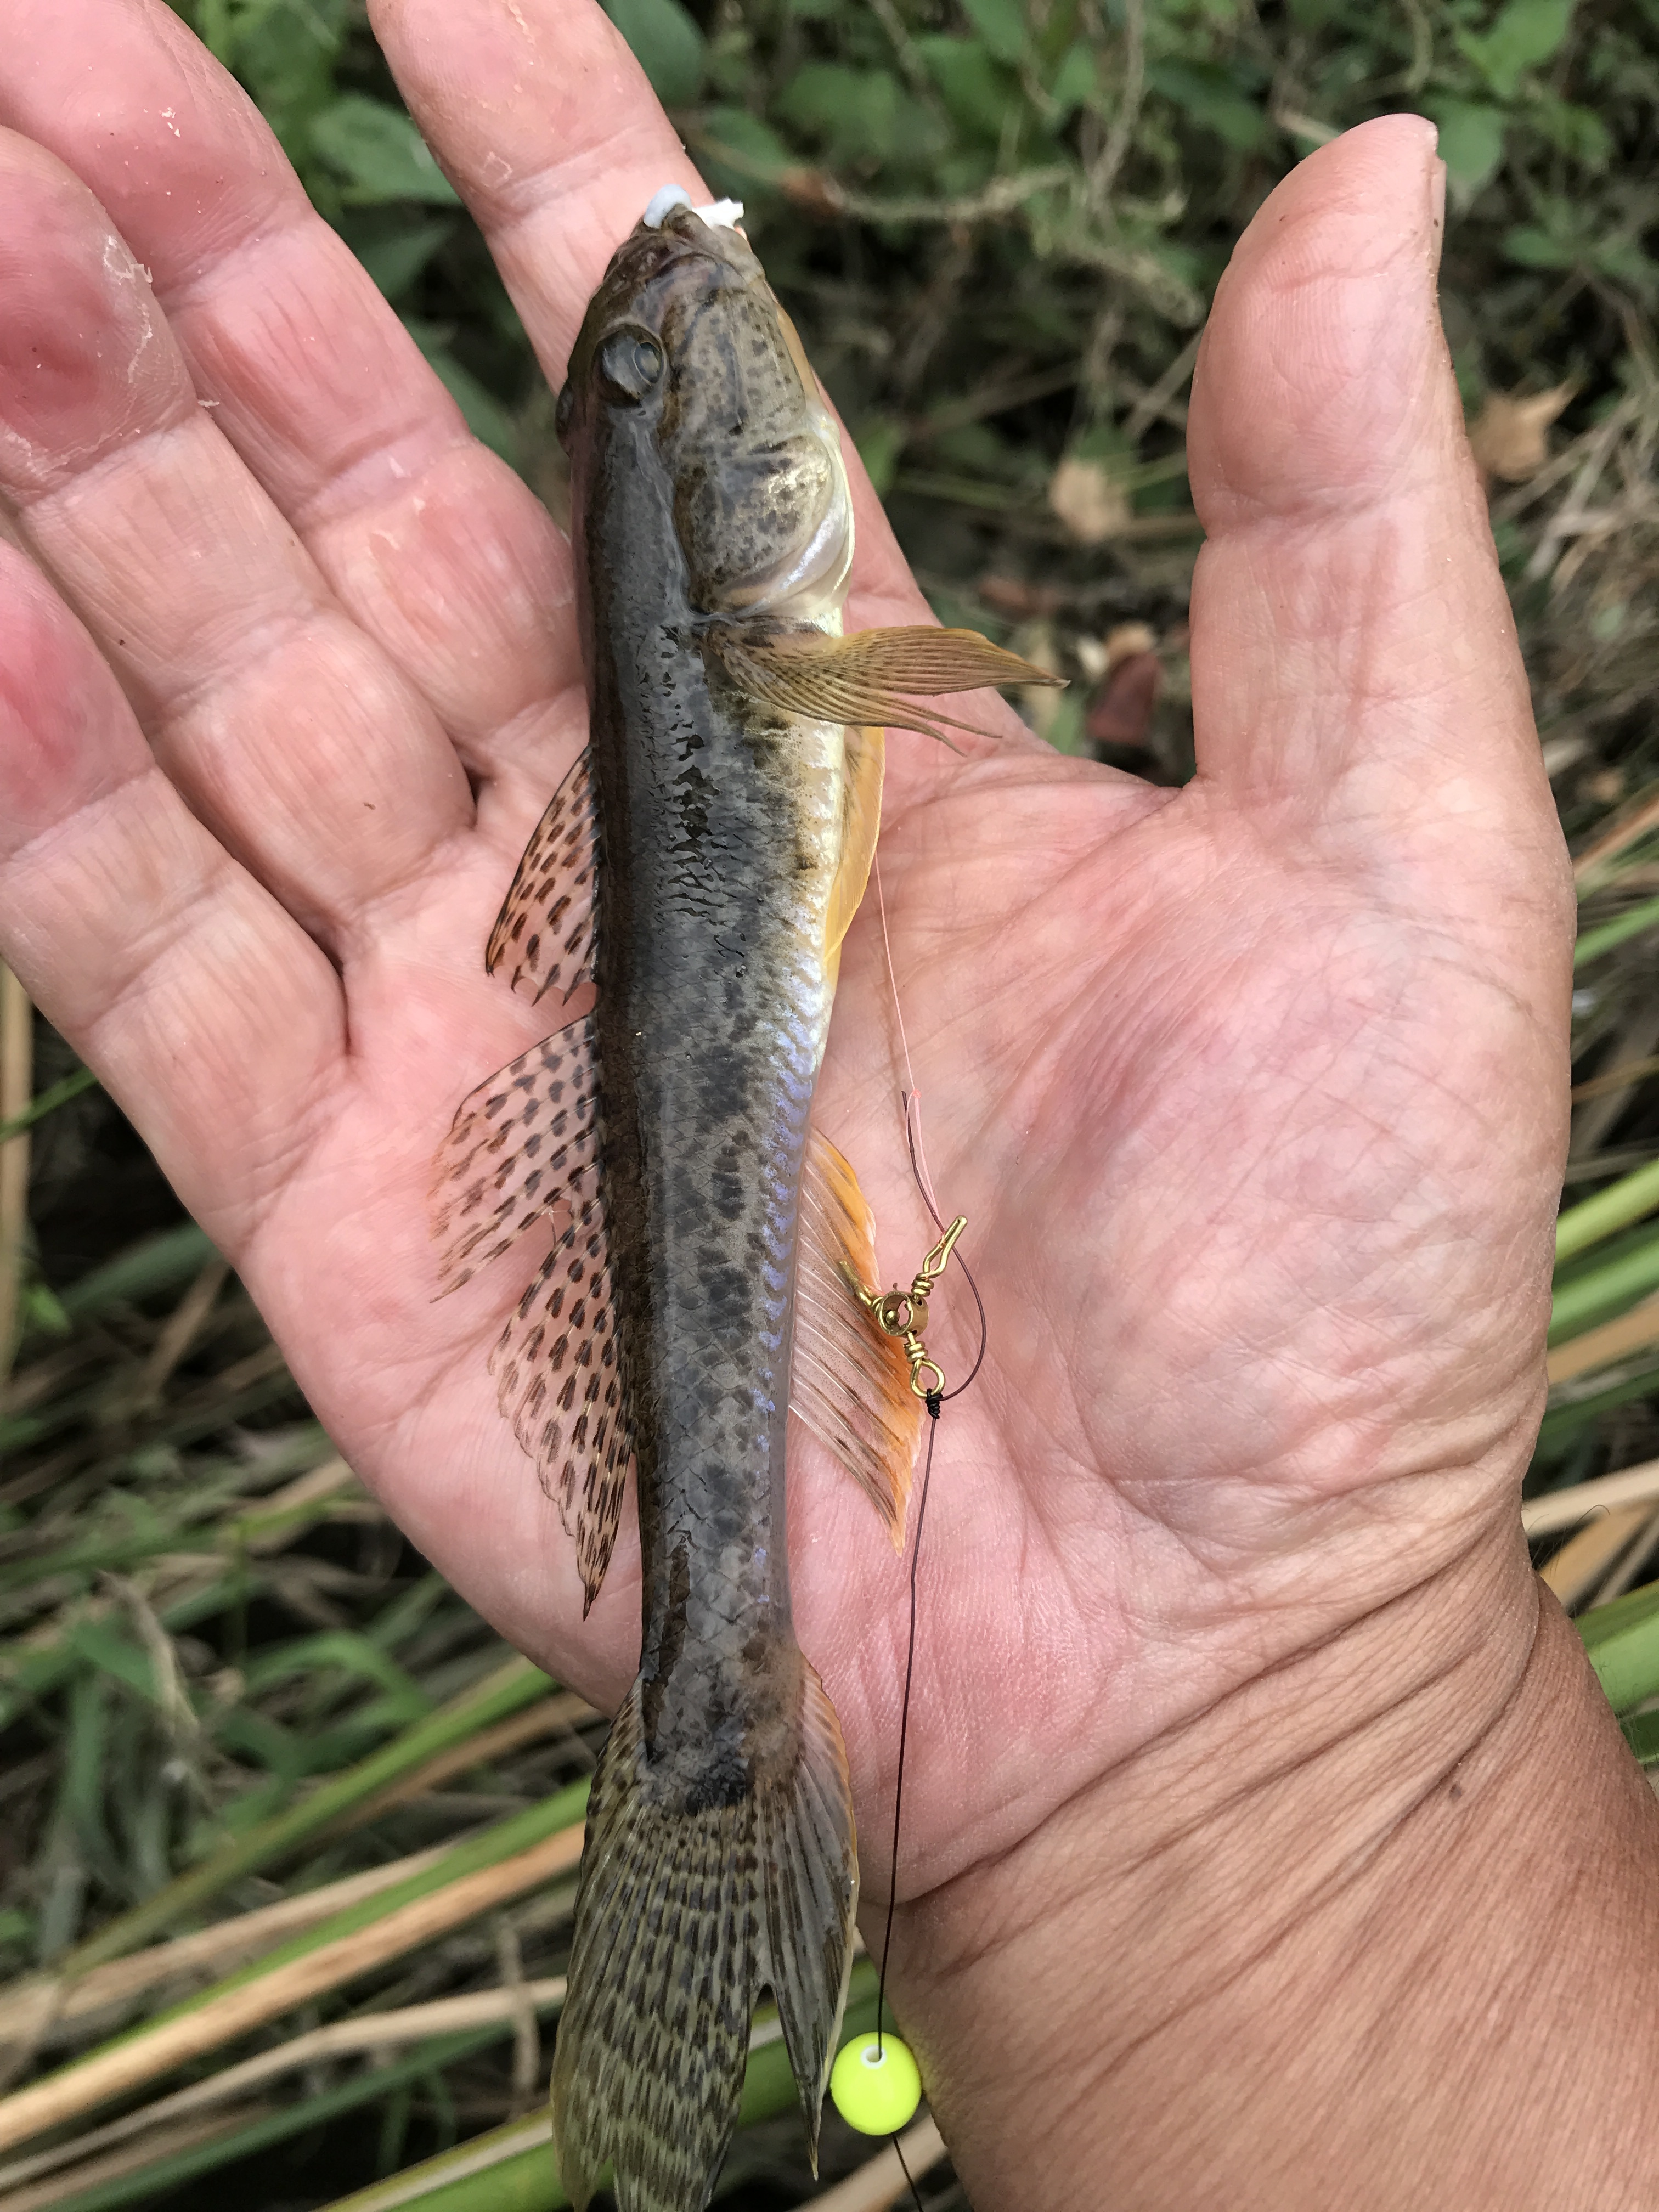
{"left": 3, "top": 0, "right": 1659, "bottom": 2206}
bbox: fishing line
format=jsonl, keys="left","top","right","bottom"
{"left": 835, "top": 849, "right": 989, "bottom": 2211}
{"left": 875, "top": 1386, "right": 939, "bottom": 2053}
{"left": 875, "top": 849, "right": 990, "bottom": 1407}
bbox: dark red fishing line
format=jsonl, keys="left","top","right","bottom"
{"left": 870, "top": 1105, "right": 989, "bottom": 2211}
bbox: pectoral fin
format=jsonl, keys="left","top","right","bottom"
{"left": 431, "top": 1011, "right": 631, "bottom": 1616}
{"left": 490, "top": 1170, "right": 633, "bottom": 1616}
{"left": 710, "top": 623, "right": 1063, "bottom": 748}
{"left": 429, "top": 1015, "right": 601, "bottom": 1291}
{"left": 792, "top": 1130, "right": 920, "bottom": 1546}
{"left": 486, "top": 747, "right": 597, "bottom": 1003}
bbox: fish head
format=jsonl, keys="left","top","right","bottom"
{"left": 558, "top": 204, "right": 852, "bottom": 623}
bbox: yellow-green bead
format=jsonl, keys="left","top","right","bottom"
{"left": 829, "top": 2032, "right": 922, "bottom": 2135}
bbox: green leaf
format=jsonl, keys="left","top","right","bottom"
{"left": 1580, "top": 1578, "right": 1659, "bottom": 1712}
{"left": 960, "top": 0, "right": 1029, "bottom": 65}
{"left": 22, "top": 1280, "right": 74, "bottom": 1338}
{"left": 238, "top": 1629, "right": 433, "bottom": 1719}
{"left": 1550, "top": 1228, "right": 1659, "bottom": 1342}
{"left": 697, "top": 105, "right": 794, "bottom": 202}
{"left": 1042, "top": 692, "right": 1089, "bottom": 755}
{"left": 777, "top": 64, "right": 909, "bottom": 165}
{"left": 1531, "top": 95, "right": 1612, "bottom": 168}
{"left": 1460, "top": 0, "right": 1575, "bottom": 98}
{"left": 1147, "top": 59, "right": 1270, "bottom": 152}
{"left": 353, "top": 217, "right": 455, "bottom": 302}
{"left": 855, "top": 417, "right": 907, "bottom": 496}
{"left": 916, "top": 34, "right": 1015, "bottom": 141}
{"left": 1426, "top": 99, "right": 1507, "bottom": 199}
{"left": 1049, "top": 40, "right": 1098, "bottom": 116}
{"left": 1503, "top": 223, "right": 1576, "bottom": 269}
{"left": 311, "top": 95, "right": 461, "bottom": 206}
{"left": 0, "top": 1062, "right": 98, "bottom": 1146}
{"left": 604, "top": 0, "right": 706, "bottom": 107}
{"left": 69, "top": 1620, "right": 157, "bottom": 1702}
{"left": 211, "top": 0, "right": 349, "bottom": 161}
{"left": 1573, "top": 895, "right": 1659, "bottom": 970}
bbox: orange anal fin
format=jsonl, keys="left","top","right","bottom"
{"left": 489, "top": 1167, "right": 633, "bottom": 1615}
{"left": 791, "top": 1129, "right": 920, "bottom": 1547}
{"left": 429, "top": 1014, "right": 600, "bottom": 1292}
{"left": 710, "top": 622, "right": 1063, "bottom": 748}
{"left": 486, "top": 747, "right": 597, "bottom": 1003}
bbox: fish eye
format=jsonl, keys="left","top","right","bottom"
{"left": 596, "top": 331, "right": 664, "bottom": 403}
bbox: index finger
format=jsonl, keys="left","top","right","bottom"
{"left": 0, "top": 0, "right": 582, "bottom": 797}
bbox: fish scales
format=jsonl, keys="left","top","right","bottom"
{"left": 593, "top": 611, "right": 841, "bottom": 1778}
{"left": 430, "top": 189, "right": 1057, "bottom": 2212}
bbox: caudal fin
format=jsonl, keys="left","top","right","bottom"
{"left": 551, "top": 1659, "right": 857, "bottom": 2212}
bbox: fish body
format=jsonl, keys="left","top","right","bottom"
{"left": 431, "top": 196, "right": 1055, "bottom": 2212}
{"left": 552, "top": 206, "right": 865, "bottom": 2212}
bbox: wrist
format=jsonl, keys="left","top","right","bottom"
{"left": 889, "top": 1527, "right": 1659, "bottom": 2208}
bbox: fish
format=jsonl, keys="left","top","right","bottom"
{"left": 430, "top": 187, "right": 1057, "bottom": 2212}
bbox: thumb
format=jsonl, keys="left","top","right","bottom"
{"left": 1185, "top": 114, "right": 1566, "bottom": 965}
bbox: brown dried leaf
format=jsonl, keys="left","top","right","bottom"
{"left": 1047, "top": 455, "right": 1132, "bottom": 544}
{"left": 1468, "top": 385, "right": 1574, "bottom": 484}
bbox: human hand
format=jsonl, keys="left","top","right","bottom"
{"left": 0, "top": 3, "right": 1605, "bottom": 2201}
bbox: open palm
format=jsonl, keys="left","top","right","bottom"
{"left": 0, "top": 0, "right": 1566, "bottom": 1955}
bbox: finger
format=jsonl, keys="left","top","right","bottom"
{"left": 0, "top": 0, "right": 582, "bottom": 800}
{"left": 1185, "top": 116, "right": 1560, "bottom": 915}
{"left": 0, "top": 545, "right": 343, "bottom": 1256}
{"left": 0, "top": 131, "right": 484, "bottom": 956}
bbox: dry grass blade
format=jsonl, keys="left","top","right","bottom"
{"left": 1, "top": 2106, "right": 276, "bottom": 2212}
{"left": 810, "top": 2118, "right": 948, "bottom": 2212}
{"left": 1526, "top": 1456, "right": 1659, "bottom": 1536}
{"left": 321, "top": 1689, "right": 597, "bottom": 1841}
{"left": 52, "top": 1652, "right": 556, "bottom": 1978}
{"left": 132, "top": 1255, "right": 231, "bottom": 1415}
{"left": 38, "top": 1843, "right": 454, "bottom": 2041}
{"left": 1573, "top": 785, "right": 1659, "bottom": 890}
{"left": 0, "top": 1982, "right": 568, "bottom": 2197}
{"left": 1572, "top": 1052, "right": 1659, "bottom": 1102}
{"left": 1539, "top": 1504, "right": 1652, "bottom": 1609}
{"left": 1548, "top": 1295, "right": 1659, "bottom": 1386}
{"left": 0, "top": 1819, "right": 584, "bottom": 2154}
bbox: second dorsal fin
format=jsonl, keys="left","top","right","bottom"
{"left": 792, "top": 1130, "right": 920, "bottom": 1546}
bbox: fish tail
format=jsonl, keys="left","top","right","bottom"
{"left": 551, "top": 1655, "right": 857, "bottom": 2212}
